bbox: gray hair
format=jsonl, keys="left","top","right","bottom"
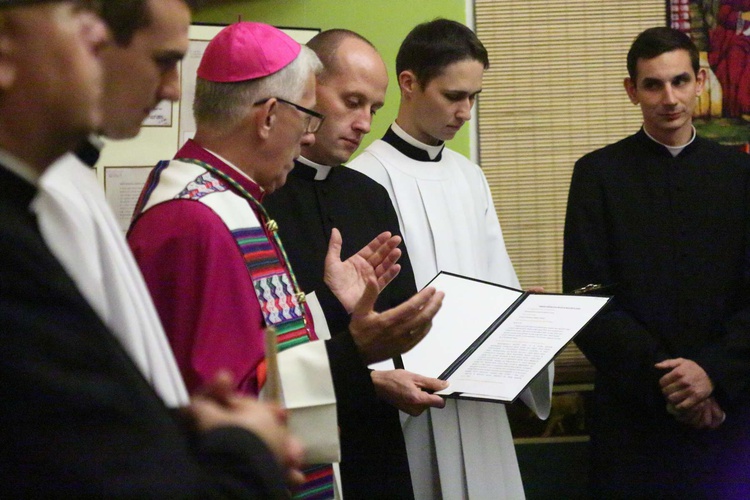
{"left": 193, "top": 45, "right": 323, "bottom": 132}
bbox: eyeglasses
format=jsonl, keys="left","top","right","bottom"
{"left": 254, "top": 97, "right": 325, "bottom": 134}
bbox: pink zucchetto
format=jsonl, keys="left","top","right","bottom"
{"left": 197, "top": 22, "right": 301, "bottom": 83}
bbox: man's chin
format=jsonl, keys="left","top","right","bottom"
{"left": 332, "top": 154, "right": 352, "bottom": 166}
{"left": 101, "top": 122, "right": 141, "bottom": 141}
{"left": 442, "top": 129, "right": 460, "bottom": 141}
{"left": 268, "top": 173, "right": 291, "bottom": 194}
{"left": 330, "top": 146, "right": 357, "bottom": 166}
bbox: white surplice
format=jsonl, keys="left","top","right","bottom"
{"left": 349, "top": 123, "right": 552, "bottom": 500}
{"left": 33, "top": 152, "right": 189, "bottom": 407}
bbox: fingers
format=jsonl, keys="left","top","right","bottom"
{"left": 658, "top": 361, "right": 713, "bottom": 408}
{"left": 359, "top": 231, "right": 394, "bottom": 260}
{"left": 189, "top": 395, "right": 225, "bottom": 432}
{"left": 403, "top": 388, "right": 447, "bottom": 415}
{"left": 425, "top": 394, "right": 447, "bottom": 409}
{"left": 282, "top": 436, "right": 306, "bottom": 487}
{"left": 655, "top": 358, "right": 683, "bottom": 371}
{"left": 415, "top": 374, "right": 450, "bottom": 393}
{"left": 376, "top": 261, "right": 401, "bottom": 291}
{"left": 393, "top": 291, "right": 444, "bottom": 354}
{"left": 351, "top": 277, "right": 380, "bottom": 317}
{"left": 708, "top": 401, "right": 726, "bottom": 429}
{"left": 357, "top": 232, "right": 401, "bottom": 292}
{"left": 389, "top": 286, "right": 441, "bottom": 325}
{"left": 671, "top": 397, "right": 726, "bottom": 430}
{"left": 397, "top": 288, "right": 445, "bottom": 344}
{"left": 189, "top": 395, "right": 306, "bottom": 486}
{"left": 673, "top": 400, "right": 707, "bottom": 428}
{"left": 371, "top": 291, "right": 437, "bottom": 354}
{"left": 413, "top": 383, "right": 448, "bottom": 411}
{"left": 399, "top": 372, "right": 448, "bottom": 415}
{"left": 350, "top": 286, "right": 443, "bottom": 363}
{"left": 671, "top": 392, "right": 702, "bottom": 411}
{"left": 197, "top": 370, "right": 236, "bottom": 406}
{"left": 413, "top": 376, "right": 448, "bottom": 410}
{"left": 366, "top": 235, "right": 401, "bottom": 271}
{"left": 693, "top": 407, "right": 712, "bottom": 429}
{"left": 661, "top": 382, "right": 705, "bottom": 410}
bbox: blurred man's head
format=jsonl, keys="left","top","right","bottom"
{"left": 0, "top": 0, "right": 108, "bottom": 171}
{"left": 193, "top": 22, "right": 323, "bottom": 193}
{"left": 395, "top": 19, "right": 488, "bottom": 146}
{"left": 99, "top": 0, "right": 190, "bottom": 139}
{"left": 302, "top": 29, "right": 388, "bottom": 166}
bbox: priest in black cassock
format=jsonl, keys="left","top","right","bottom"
{"left": 264, "top": 29, "right": 448, "bottom": 499}
{"left": 564, "top": 27, "right": 750, "bottom": 498}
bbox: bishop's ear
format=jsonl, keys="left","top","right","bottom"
{"left": 255, "top": 97, "right": 278, "bottom": 140}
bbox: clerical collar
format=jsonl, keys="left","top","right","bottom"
{"left": 643, "top": 125, "right": 696, "bottom": 157}
{"left": 297, "top": 155, "right": 333, "bottom": 180}
{"left": 382, "top": 122, "right": 444, "bottom": 162}
{"left": 74, "top": 134, "right": 105, "bottom": 168}
{"left": 0, "top": 147, "right": 39, "bottom": 185}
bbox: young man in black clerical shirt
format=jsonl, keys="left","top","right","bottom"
{"left": 564, "top": 26, "right": 750, "bottom": 498}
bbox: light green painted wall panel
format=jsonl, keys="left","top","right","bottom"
{"left": 193, "top": 0, "right": 469, "bottom": 158}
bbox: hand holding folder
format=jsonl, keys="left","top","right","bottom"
{"left": 400, "top": 272, "right": 611, "bottom": 403}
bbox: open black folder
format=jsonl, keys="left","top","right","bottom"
{"left": 399, "top": 271, "right": 611, "bottom": 403}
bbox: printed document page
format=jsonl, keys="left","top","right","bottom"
{"left": 435, "top": 292, "right": 609, "bottom": 401}
{"left": 401, "top": 273, "right": 523, "bottom": 378}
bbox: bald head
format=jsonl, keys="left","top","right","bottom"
{"left": 307, "top": 29, "right": 376, "bottom": 81}
{"left": 302, "top": 30, "right": 388, "bottom": 166}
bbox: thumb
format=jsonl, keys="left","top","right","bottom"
{"left": 198, "top": 370, "right": 236, "bottom": 404}
{"left": 352, "top": 277, "right": 379, "bottom": 316}
{"left": 418, "top": 376, "right": 449, "bottom": 392}
{"left": 325, "top": 228, "right": 343, "bottom": 266}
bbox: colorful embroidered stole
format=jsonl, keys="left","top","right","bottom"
{"left": 133, "top": 158, "right": 313, "bottom": 351}
{"left": 133, "top": 158, "right": 334, "bottom": 499}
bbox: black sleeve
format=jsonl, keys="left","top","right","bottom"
{"left": 192, "top": 427, "right": 289, "bottom": 499}
{"left": 0, "top": 199, "right": 288, "bottom": 499}
{"left": 692, "top": 155, "right": 750, "bottom": 407}
{"left": 563, "top": 158, "right": 670, "bottom": 413}
{"left": 324, "top": 331, "right": 378, "bottom": 407}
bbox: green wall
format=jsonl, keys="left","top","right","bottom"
{"left": 193, "top": 0, "right": 469, "bottom": 158}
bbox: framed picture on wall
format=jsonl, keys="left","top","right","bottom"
{"left": 668, "top": 0, "right": 750, "bottom": 151}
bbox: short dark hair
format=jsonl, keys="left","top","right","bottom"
{"left": 306, "top": 29, "right": 376, "bottom": 81}
{"left": 627, "top": 27, "right": 699, "bottom": 80}
{"left": 101, "top": 0, "right": 150, "bottom": 46}
{"left": 396, "top": 18, "right": 488, "bottom": 87}
{"left": 101, "top": 0, "right": 207, "bottom": 46}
